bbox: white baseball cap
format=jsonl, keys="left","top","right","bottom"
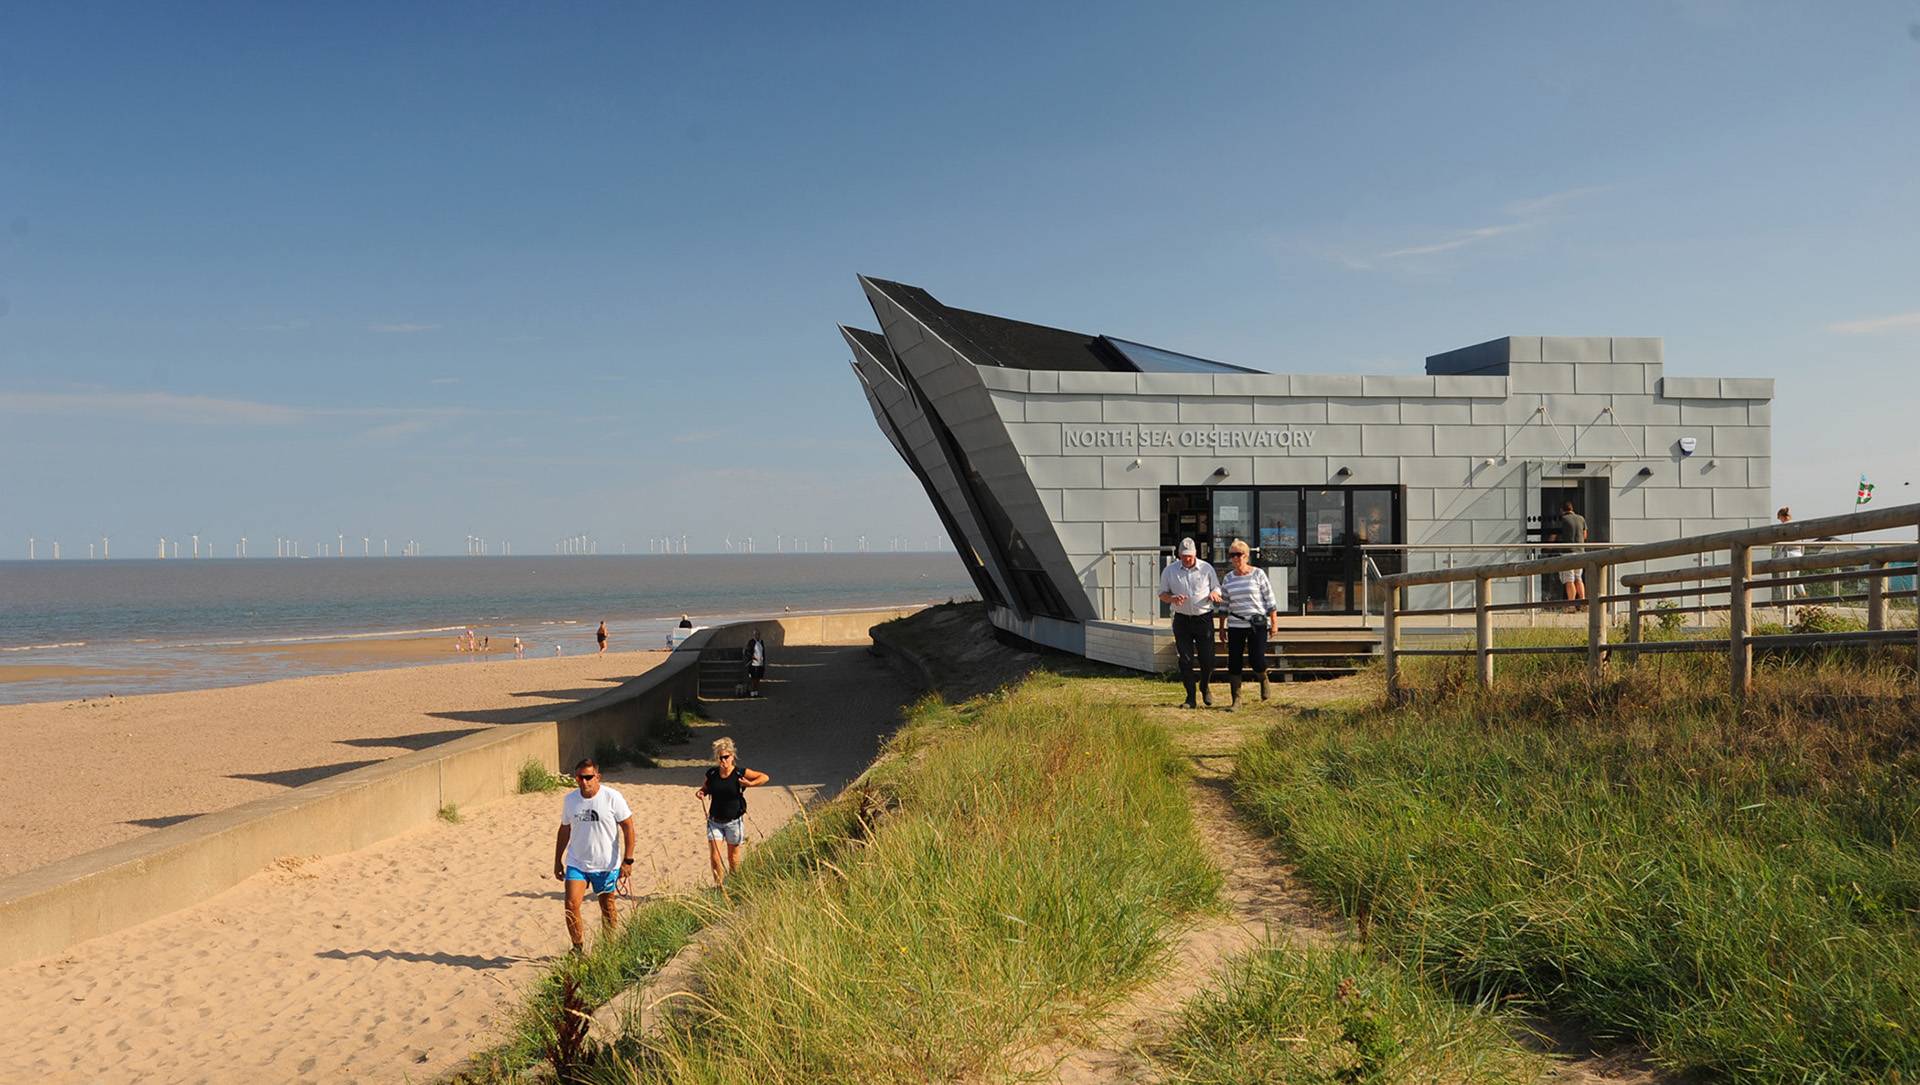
{"left": 1177, "top": 537, "right": 1197, "bottom": 555}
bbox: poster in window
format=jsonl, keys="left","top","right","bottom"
{"left": 1317, "top": 521, "right": 1334, "bottom": 544}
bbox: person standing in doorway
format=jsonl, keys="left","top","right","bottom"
{"left": 1159, "top": 537, "right": 1223, "bottom": 708}
{"left": 1557, "top": 501, "right": 1589, "bottom": 611}
{"left": 552, "top": 758, "right": 635, "bottom": 955}
{"left": 695, "top": 738, "right": 769, "bottom": 886}
{"left": 596, "top": 620, "right": 609, "bottom": 654}
{"left": 744, "top": 629, "right": 767, "bottom": 698}
{"left": 1220, "top": 539, "right": 1280, "bottom": 710}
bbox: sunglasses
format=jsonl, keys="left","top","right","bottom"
{"left": 577, "top": 773, "right": 598, "bottom": 781}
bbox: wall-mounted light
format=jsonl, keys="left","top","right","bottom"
{"left": 1212, "top": 466, "right": 1231, "bottom": 479}
{"left": 1706, "top": 458, "right": 1719, "bottom": 468}
{"left": 1128, "top": 457, "right": 1142, "bottom": 470}
{"left": 1637, "top": 466, "right": 1654, "bottom": 477}
{"left": 1335, "top": 466, "right": 1352, "bottom": 478}
{"left": 1481, "top": 457, "right": 1496, "bottom": 468}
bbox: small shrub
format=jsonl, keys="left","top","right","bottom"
{"left": 517, "top": 758, "right": 572, "bottom": 794}
{"left": 437, "top": 803, "right": 462, "bottom": 824}
{"left": 1652, "top": 599, "right": 1685, "bottom": 633}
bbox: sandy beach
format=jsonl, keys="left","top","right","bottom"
{"left": 0, "top": 642, "right": 915, "bottom": 1083}
{"left": 0, "top": 647, "right": 671, "bottom": 879}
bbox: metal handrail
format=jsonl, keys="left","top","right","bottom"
{"left": 1373, "top": 502, "right": 1920, "bottom": 700}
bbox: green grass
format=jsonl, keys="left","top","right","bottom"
{"left": 1233, "top": 649, "right": 1920, "bottom": 1082}
{"left": 516, "top": 757, "right": 573, "bottom": 794}
{"left": 1154, "top": 943, "right": 1545, "bottom": 1084}
{"left": 437, "top": 802, "right": 462, "bottom": 824}
{"left": 596, "top": 676, "right": 1221, "bottom": 1084}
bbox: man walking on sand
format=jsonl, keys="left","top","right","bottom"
{"left": 552, "top": 758, "right": 635, "bottom": 954}
{"left": 1159, "top": 537, "right": 1224, "bottom": 708}
{"left": 596, "top": 620, "right": 609, "bottom": 654}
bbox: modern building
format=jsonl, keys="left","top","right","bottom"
{"left": 841, "top": 276, "right": 1774, "bottom": 667}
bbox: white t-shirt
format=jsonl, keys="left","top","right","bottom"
{"left": 748, "top": 639, "right": 765, "bottom": 667}
{"left": 561, "top": 786, "right": 632, "bottom": 872}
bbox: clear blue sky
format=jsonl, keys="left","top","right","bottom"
{"left": 3, "top": 2, "right": 1916, "bottom": 556}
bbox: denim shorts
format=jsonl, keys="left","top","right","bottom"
{"left": 706, "top": 817, "right": 744, "bottom": 845}
{"left": 564, "top": 866, "right": 620, "bottom": 896}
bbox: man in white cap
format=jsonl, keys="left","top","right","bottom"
{"left": 1158, "top": 537, "right": 1224, "bottom": 708}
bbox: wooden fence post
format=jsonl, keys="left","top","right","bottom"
{"left": 1475, "top": 576, "right": 1493, "bottom": 690}
{"left": 1383, "top": 583, "right": 1401, "bottom": 702}
{"left": 1627, "top": 584, "right": 1643, "bottom": 656}
{"left": 1868, "top": 560, "right": 1885, "bottom": 631}
{"left": 1586, "top": 560, "right": 1606, "bottom": 685}
{"left": 1729, "top": 543, "right": 1752, "bottom": 700}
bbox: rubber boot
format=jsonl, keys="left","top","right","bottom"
{"left": 1200, "top": 683, "right": 1213, "bottom": 707}
{"left": 1259, "top": 674, "right": 1272, "bottom": 701}
{"left": 1228, "top": 679, "right": 1241, "bottom": 711}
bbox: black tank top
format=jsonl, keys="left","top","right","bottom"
{"left": 705, "top": 766, "right": 748, "bottom": 822}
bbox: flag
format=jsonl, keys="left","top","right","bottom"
{"left": 1856, "top": 474, "right": 1875, "bottom": 506}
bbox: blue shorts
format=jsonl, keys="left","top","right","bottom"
{"left": 565, "top": 866, "right": 620, "bottom": 896}
{"left": 707, "top": 817, "right": 744, "bottom": 845}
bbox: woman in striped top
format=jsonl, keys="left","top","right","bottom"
{"left": 1221, "top": 538, "right": 1280, "bottom": 709}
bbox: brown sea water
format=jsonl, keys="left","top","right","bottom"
{"left": 0, "top": 553, "right": 974, "bottom": 704}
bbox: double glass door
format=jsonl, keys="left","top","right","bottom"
{"left": 1171, "top": 486, "right": 1401, "bottom": 614}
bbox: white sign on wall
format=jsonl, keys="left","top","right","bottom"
{"left": 1061, "top": 426, "right": 1317, "bottom": 451}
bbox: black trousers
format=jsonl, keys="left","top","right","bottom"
{"left": 1225, "top": 624, "right": 1269, "bottom": 682}
{"left": 1171, "top": 612, "right": 1216, "bottom": 700}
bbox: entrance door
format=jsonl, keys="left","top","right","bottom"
{"left": 1256, "top": 489, "right": 1301, "bottom": 612}
{"left": 1300, "top": 490, "right": 1351, "bottom": 612}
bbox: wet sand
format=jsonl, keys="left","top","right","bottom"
{"left": 0, "top": 648, "right": 668, "bottom": 878}
{"left": 0, "top": 645, "right": 914, "bottom": 1083}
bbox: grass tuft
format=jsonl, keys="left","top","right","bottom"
{"left": 516, "top": 758, "right": 573, "bottom": 794}
{"left": 437, "top": 802, "right": 461, "bottom": 824}
{"left": 1155, "top": 943, "right": 1545, "bottom": 1084}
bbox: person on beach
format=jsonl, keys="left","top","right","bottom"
{"left": 553, "top": 758, "right": 635, "bottom": 954}
{"left": 1556, "top": 501, "right": 1589, "bottom": 611}
{"left": 513, "top": 636, "right": 524, "bottom": 659}
{"left": 596, "top": 620, "right": 609, "bottom": 654}
{"left": 744, "top": 629, "right": 767, "bottom": 698}
{"left": 695, "top": 737, "right": 769, "bottom": 885}
{"left": 677, "top": 614, "right": 694, "bottom": 630}
{"left": 1159, "top": 537, "right": 1223, "bottom": 708}
{"left": 1220, "top": 539, "right": 1279, "bottom": 710}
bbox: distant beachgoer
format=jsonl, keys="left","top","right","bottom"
{"left": 466, "top": 628, "right": 477, "bottom": 653}
{"left": 553, "top": 758, "right": 634, "bottom": 953}
{"left": 694, "top": 738, "right": 769, "bottom": 886}
{"left": 596, "top": 620, "right": 609, "bottom": 654}
{"left": 483, "top": 635, "right": 489, "bottom": 652}
{"left": 454, "top": 637, "right": 464, "bottom": 653}
{"left": 555, "top": 644, "right": 563, "bottom": 656}
{"left": 677, "top": 613, "right": 694, "bottom": 630}
{"left": 744, "top": 629, "right": 767, "bottom": 698}
{"left": 513, "top": 636, "right": 525, "bottom": 659}
{"left": 1776, "top": 507, "right": 1805, "bottom": 607}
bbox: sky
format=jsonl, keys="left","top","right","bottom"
{"left": 2, "top": 2, "right": 1917, "bottom": 557}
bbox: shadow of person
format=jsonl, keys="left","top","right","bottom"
{"left": 314, "top": 948, "right": 531, "bottom": 970}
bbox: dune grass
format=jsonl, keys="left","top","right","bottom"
{"left": 1233, "top": 646, "right": 1920, "bottom": 1081}
{"left": 593, "top": 676, "right": 1222, "bottom": 1084}
{"left": 1154, "top": 942, "right": 1545, "bottom": 1084}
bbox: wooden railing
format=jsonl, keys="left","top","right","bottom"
{"left": 1374, "top": 502, "right": 1920, "bottom": 699}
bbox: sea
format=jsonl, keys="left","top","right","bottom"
{"left": 0, "top": 554, "right": 975, "bottom": 705}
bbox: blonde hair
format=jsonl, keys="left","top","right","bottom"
{"left": 1227, "top": 538, "right": 1250, "bottom": 557}
{"left": 711, "top": 737, "right": 737, "bottom": 760}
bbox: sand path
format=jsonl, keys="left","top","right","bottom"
{"left": 0, "top": 644, "right": 914, "bottom": 1084}
{"left": 0, "top": 648, "right": 670, "bottom": 878}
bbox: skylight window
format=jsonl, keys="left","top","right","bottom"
{"left": 1100, "top": 336, "right": 1265, "bottom": 375}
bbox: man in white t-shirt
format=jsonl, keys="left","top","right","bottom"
{"left": 551, "top": 758, "right": 636, "bottom": 954}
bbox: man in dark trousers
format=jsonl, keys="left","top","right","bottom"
{"left": 1158, "top": 537, "right": 1224, "bottom": 708}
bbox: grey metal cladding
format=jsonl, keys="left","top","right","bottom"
{"left": 863, "top": 279, "right": 1098, "bottom": 621}
{"left": 842, "top": 323, "right": 1020, "bottom": 610}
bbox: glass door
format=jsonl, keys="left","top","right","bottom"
{"left": 1211, "top": 490, "right": 1254, "bottom": 565}
{"left": 1257, "top": 489, "right": 1301, "bottom": 612}
{"left": 1352, "top": 489, "right": 1399, "bottom": 614}
{"left": 1300, "top": 490, "right": 1349, "bottom": 611}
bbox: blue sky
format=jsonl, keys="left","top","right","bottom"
{"left": 3, "top": 2, "right": 1916, "bottom": 556}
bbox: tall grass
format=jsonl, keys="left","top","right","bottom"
{"left": 1155, "top": 943, "right": 1545, "bottom": 1084}
{"left": 601, "top": 677, "right": 1221, "bottom": 1084}
{"left": 1234, "top": 649, "right": 1920, "bottom": 1081}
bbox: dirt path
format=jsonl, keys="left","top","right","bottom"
{"left": 0, "top": 645, "right": 914, "bottom": 1085}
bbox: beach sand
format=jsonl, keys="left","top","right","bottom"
{"left": 0, "top": 648, "right": 670, "bottom": 879}
{"left": 0, "top": 643, "right": 915, "bottom": 1083}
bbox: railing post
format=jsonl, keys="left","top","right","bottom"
{"left": 1729, "top": 543, "right": 1752, "bottom": 700}
{"left": 1586, "top": 560, "right": 1606, "bottom": 685}
{"left": 1627, "top": 584, "right": 1643, "bottom": 653}
{"left": 1444, "top": 552, "right": 1455, "bottom": 629}
{"left": 1383, "top": 584, "right": 1402, "bottom": 702}
{"left": 1475, "top": 575, "right": 1493, "bottom": 690}
{"left": 1868, "top": 559, "right": 1885, "bottom": 631}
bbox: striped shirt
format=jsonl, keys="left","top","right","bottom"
{"left": 1221, "top": 566, "right": 1279, "bottom": 628}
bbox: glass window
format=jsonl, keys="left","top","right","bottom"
{"left": 1257, "top": 490, "right": 1300, "bottom": 560}
{"left": 1351, "top": 491, "right": 1395, "bottom": 546}
{"left": 1305, "top": 490, "right": 1346, "bottom": 547}
{"left": 1212, "top": 490, "right": 1254, "bottom": 556}
{"left": 1102, "top": 336, "right": 1265, "bottom": 375}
